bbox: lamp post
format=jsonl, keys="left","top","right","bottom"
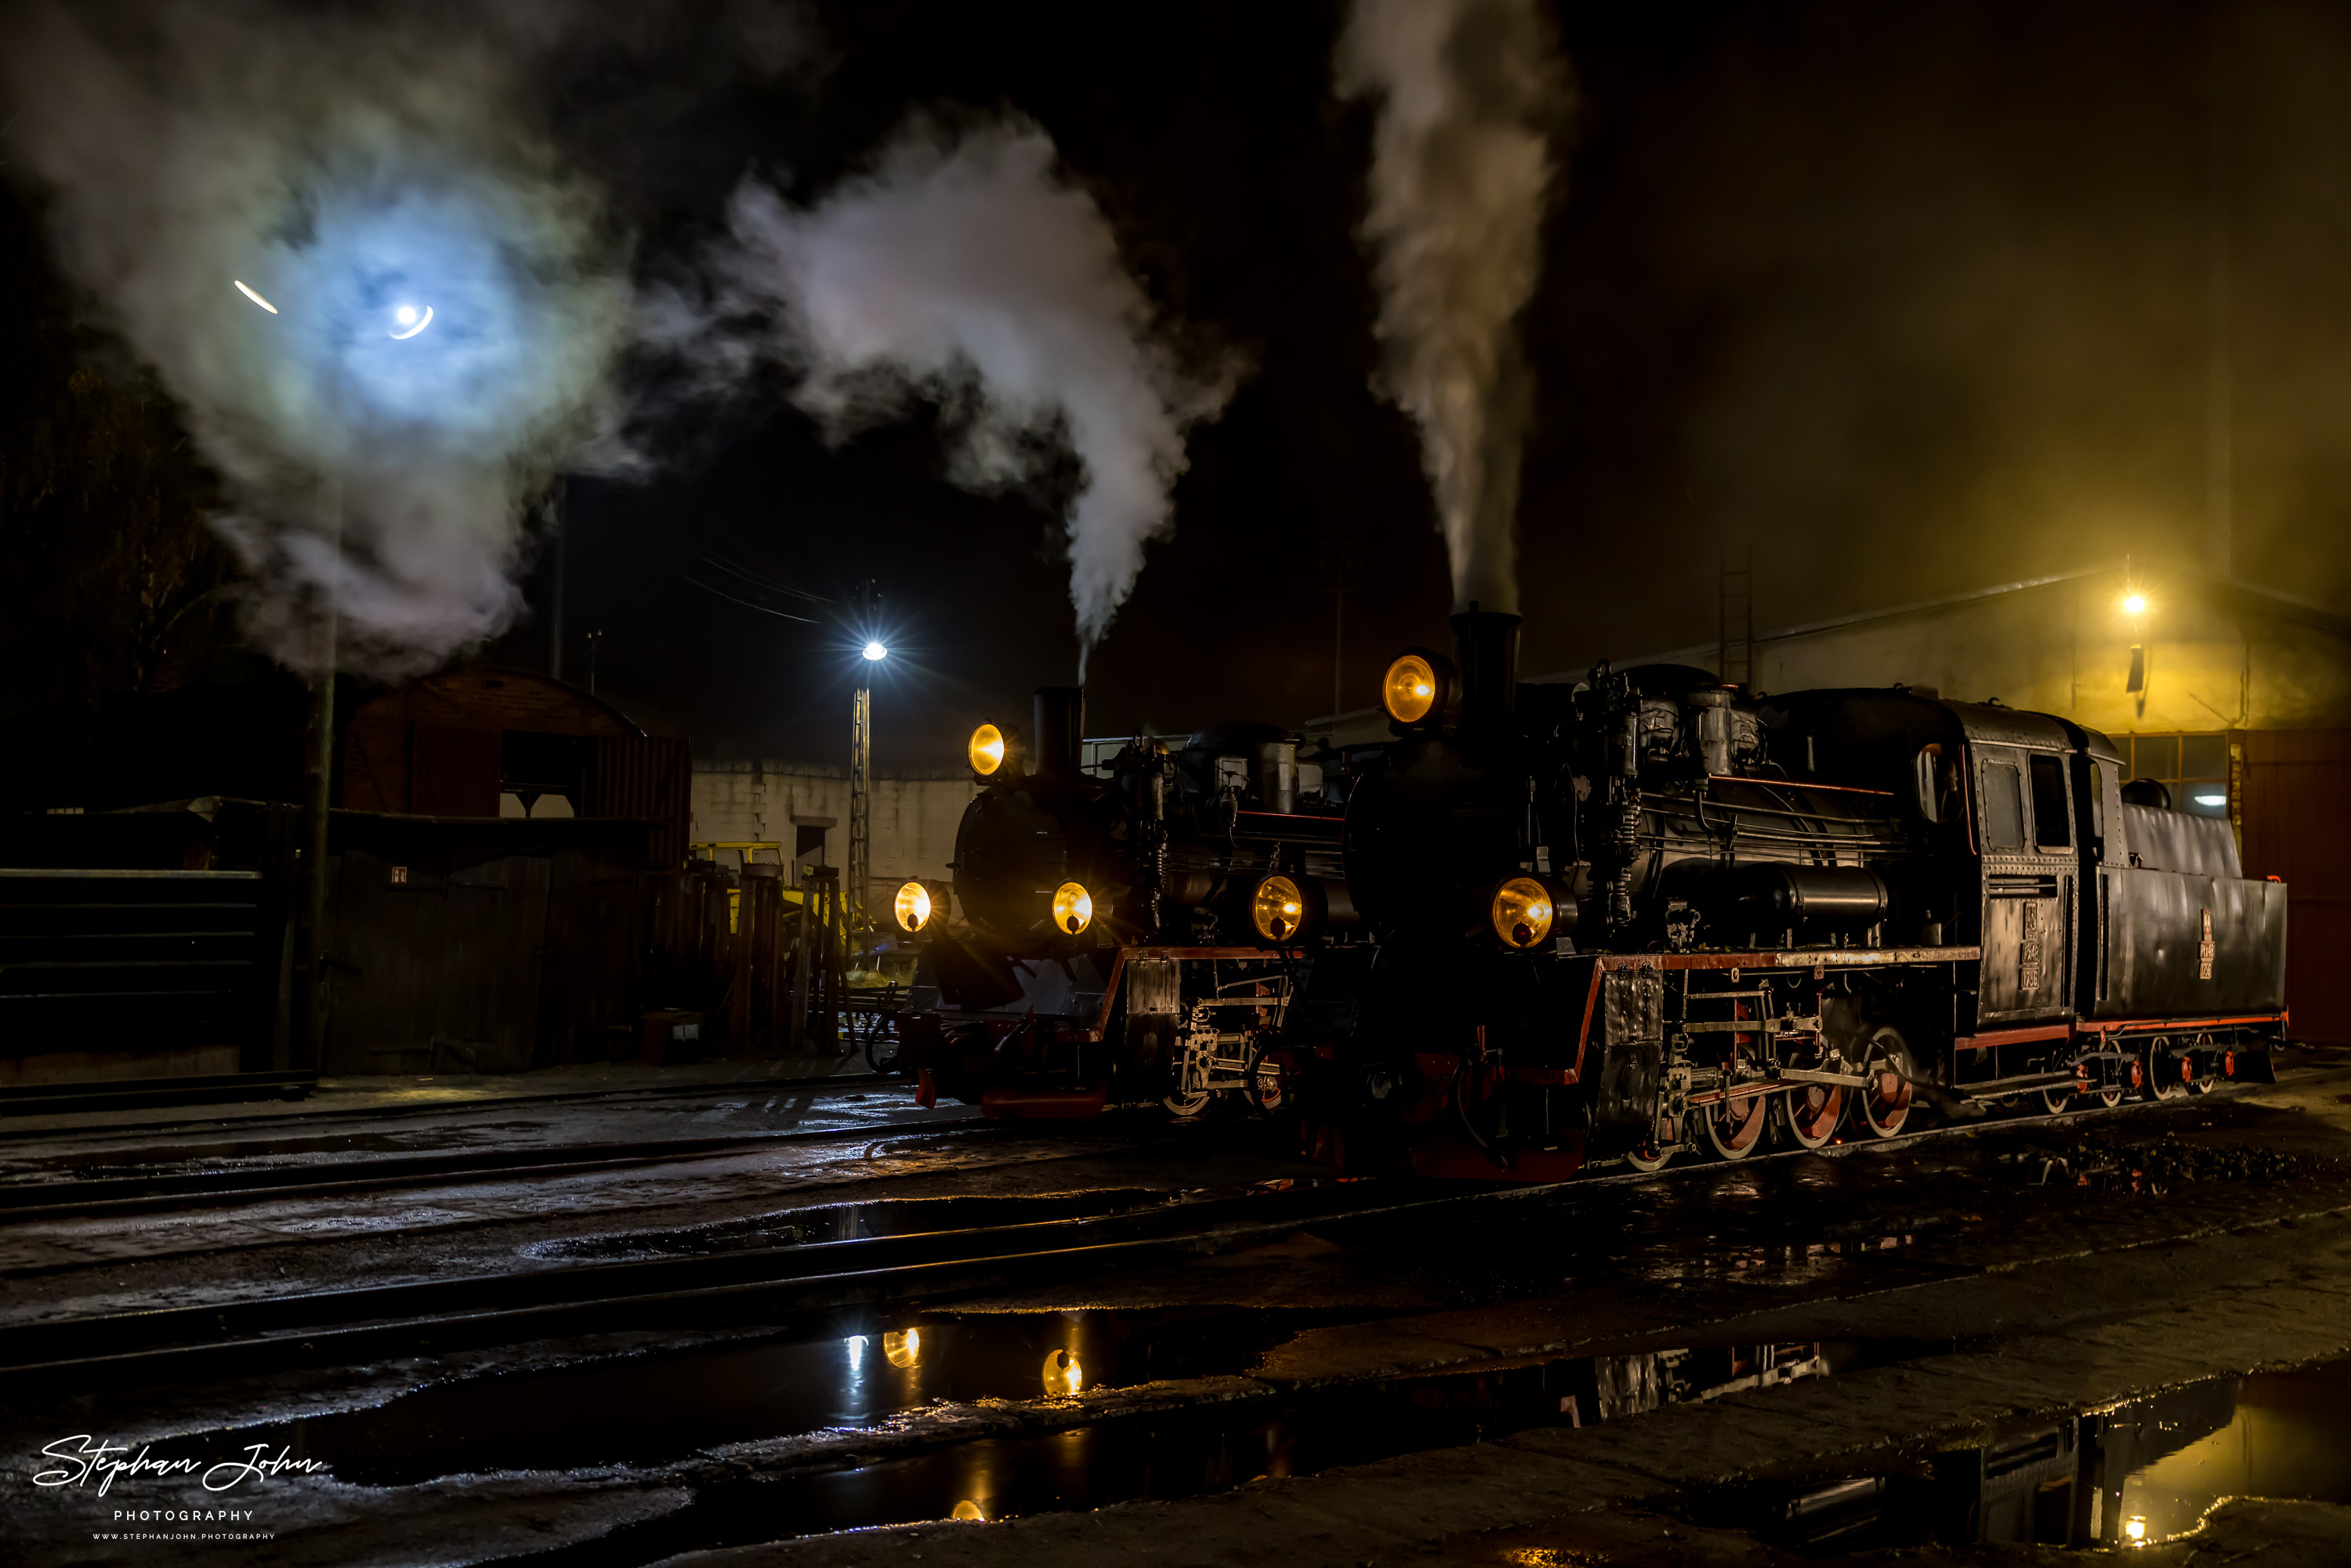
{"left": 852, "top": 631, "right": 886, "bottom": 953}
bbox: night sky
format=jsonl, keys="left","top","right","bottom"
{"left": 14, "top": 2, "right": 2351, "bottom": 772}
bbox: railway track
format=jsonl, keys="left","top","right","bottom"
{"left": 0, "top": 1175, "right": 1469, "bottom": 1391}
{"left": 0, "top": 1063, "right": 894, "bottom": 1145}
{"left": 0, "top": 1110, "right": 991, "bottom": 1223}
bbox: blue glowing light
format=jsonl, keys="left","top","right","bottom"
{"left": 862, "top": 640, "right": 888, "bottom": 661}
{"left": 239, "top": 180, "right": 574, "bottom": 446}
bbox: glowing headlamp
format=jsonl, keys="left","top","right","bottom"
{"left": 1489, "top": 877, "right": 1556, "bottom": 950}
{"left": 1252, "top": 875, "right": 1307, "bottom": 942}
{"left": 968, "top": 722, "right": 1007, "bottom": 777}
{"left": 893, "top": 880, "right": 934, "bottom": 933}
{"left": 1052, "top": 881, "right": 1094, "bottom": 936}
{"left": 1382, "top": 650, "right": 1454, "bottom": 726}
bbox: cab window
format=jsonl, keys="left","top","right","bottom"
{"left": 2028, "top": 755, "right": 2070, "bottom": 849}
{"left": 1981, "top": 761, "right": 2026, "bottom": 853}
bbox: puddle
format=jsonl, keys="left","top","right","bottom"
{"left": 1708, "top": 1357, "right": 2351, "bottom": 1552}
{"left": 469, "top": 1339, "right": 1923, "bottom": 1564}
{"left": 134, "top": 1306, "right": 1346, "bottom": 1486}
{"left": 1993, "top": 1134, "right": 2307, "bottom": 1195}
{"left": 518, "top": 1188, "right": 1172, "bottom": 1262}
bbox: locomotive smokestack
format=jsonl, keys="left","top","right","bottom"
{"left": 1032, "top": 686, "right": 1086, "bottom": 778}
{"left": 1449, "top": 607, "right": 1521, "bottom": 730}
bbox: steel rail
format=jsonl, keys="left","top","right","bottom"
{"left": 0, "top": 1178, "right": 1489, "bottom": 1391}
{"left": 0, "top": 1114, "right": 989, "bottom": 1223}
{"left": 0, "top": 1066, "right": 894, "bottom": 1147}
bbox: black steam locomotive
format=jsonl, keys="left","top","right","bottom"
{"left": 890, "top": 612, "right": 2289, "bottom": 1178}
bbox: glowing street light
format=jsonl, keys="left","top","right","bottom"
{"left": 2122, "top": 592, "right": 2147, "bottom": 617}
{"left": 389, "top": 302, "right": 434, "bottom": 339}
{"left": 862, "top": 639, "right": 888, "bottom": 661}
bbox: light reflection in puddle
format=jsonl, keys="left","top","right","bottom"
{"left": 1740, "top": 1358, "right": 2351, "bottom": 1552}
{"left": 132, "top": 1306, "right": 1331, "bottom": 1487}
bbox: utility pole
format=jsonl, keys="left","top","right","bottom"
{"left": 1716, "top": 547, "right": 1755, "bottom": 689}
{"left": 849, "top": 580, "right": 881, "bottom": 953}
{"left": 1331, "top": 585, "right": 1344, "bottom": 717}
{"left": 295, "top": 473, "right": 342, "bottom": 1072}
{"left": 547, "top": 483, "right": 567, "bottom": 682}
{"left": 2206, "top": 2, "right": 2234, "bottom": 581}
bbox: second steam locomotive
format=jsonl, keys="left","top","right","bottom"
{"left": 889, "top": 612, "right": 2289, "bottom": 1178}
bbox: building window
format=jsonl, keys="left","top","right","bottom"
{"left": 2120, "top": 732, "right": 2229, "bottom": 820}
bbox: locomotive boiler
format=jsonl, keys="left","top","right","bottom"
{"left": 895, "top": 610, "right": 2291, "bottom": 1179}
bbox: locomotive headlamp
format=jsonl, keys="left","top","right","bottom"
{"left": 893, "top": 880, "right": 934, "bottom": 933}
{"left": 967, "top": 723, "right": 1007, "bottom": 777}
{"left": 1252, "top": 875, "right": 1308, "bottom": 942}
{"left": 1051, "top": 880, "right": 1094, "bottom": 935}
{"left": 1383, "top": 654, "right": 1440, "bottom": 724}
{"left": 1489, "top": 877, "right": 1555, "bottom": 950}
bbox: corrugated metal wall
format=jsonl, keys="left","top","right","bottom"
{"left": 590, "top": 736, "right": 693, "bottom": 870}
{"left": 2235, "top": 729, "right": 2351, "bottom": 1045}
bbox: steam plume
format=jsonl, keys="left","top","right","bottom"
{"left": 1336, "top": 0, "right": 1567, "bottom": 615}
{"left": 0, "top": 2, "right": 633, "bottom": 678}
{"left": 692, "top": 117, "right": 1237, "bottom": 668}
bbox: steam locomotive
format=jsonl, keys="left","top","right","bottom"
{"left": 889, "top": 612, "right": 2289, "bottom": 1178}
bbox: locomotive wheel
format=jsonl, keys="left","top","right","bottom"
{"left": 1164, "top": 1088, "right": 1211, "bottom": 1117}
{"left": 1859, "top": 1027, "right": 1914, "bottom": 1139}
{"left": 1702, "top": 1092, "right": 1770, "bottom": 1161}
{"left": 2038, "top": 1083, "right": 2076, "bottom": 1116}
{"left": 2096, "top": 1077, "right": 2125, "bottom": 1108}
{"left": 2148, "top": 1037, "right": 2188, "bottom": 1100}
{"left": 1624, "top": 1138, "right": 1675, "bottom": 1173}
{"left": 1783, "top": 1084, "right": 1843, "bottom": 1150}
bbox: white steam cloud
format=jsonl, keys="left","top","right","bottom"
{"left": 690, "top": 117, "right": 1237, "bottom": 668}
{"left": 1336, "top": 0, "right": 1567, "bottom": 616}
{"left": 0, "top": 2, "right": 633, "bottom": 679}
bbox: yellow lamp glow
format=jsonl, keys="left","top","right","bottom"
{"left": 1051, "top": 881, "right": 1093, "bottom": 935}
{"left": 1383, "top": 654, "right": 1440, "bottom": 724}
{"left": 1490, "top": 877, "right": 1556, "bottom": 950}
{"left": 1252, "top": 875, "right": 1307, "bottom": 942}
{"left": 967, "top": 722, "right": 1007, "bottom": 777}
{"left": 951, "top": 1501, "right": 986, "bottom": 1522}
{"left": 893, "top": 880, "right": 933, "bottom": 933}
{"left": 2126, "top": 1517, "right": 2146, "bottom": 1541}
{"left": 1042, "top": 1347, "right": 1085, "bottom": 1396}
{"left": 882, "top": 1327, "right": 922, "bottom": 1368}
{"left": 2122, "top": 592, "right": 2147, "bottom": 617}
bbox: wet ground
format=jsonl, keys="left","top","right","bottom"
{"left": 5, "top": 1046, "right": 2351, "bottom": 1566}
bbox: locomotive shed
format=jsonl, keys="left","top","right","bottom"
{"left": 5, "top": 1045, "right": 2351, "bottom": 1566}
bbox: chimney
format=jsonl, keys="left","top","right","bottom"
{"left": 1031, "top": 686, "right": 1085, "bottom": 778}
{"left": 1449, "top": 607, "right": 1522, "bottom": 731}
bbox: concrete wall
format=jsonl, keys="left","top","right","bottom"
{"left": 690, "top": 760, "right": 976, "bottom": 907}
{"left": 1705, "top": 570, "right": 2351, "bottom": 740}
